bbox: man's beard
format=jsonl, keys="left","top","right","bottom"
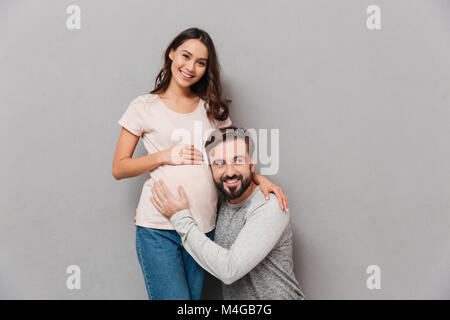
{"left": 214, "top": 173, "right": 252, "bottom": 201}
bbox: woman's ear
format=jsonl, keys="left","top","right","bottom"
{"left": 169, "top": 49, "right": 174, "bottom": 61}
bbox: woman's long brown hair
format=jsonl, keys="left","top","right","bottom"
{"left": 150, "top": 27, "right": 230, "bottom": 123}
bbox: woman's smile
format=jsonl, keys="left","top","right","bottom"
{"left": 179, "top": 69, "right": 194, "bottom": 80}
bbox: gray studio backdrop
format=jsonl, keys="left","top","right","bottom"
{"left": 1, "top": 0, "right": 449, "bottom": 299}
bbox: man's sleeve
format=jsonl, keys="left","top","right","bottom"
{"left": 170, "top": 203, "right": 289, "bottom": 285}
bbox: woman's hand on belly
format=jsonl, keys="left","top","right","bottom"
{"left": 162, "top": 143, "right": 204, "bottom": 166}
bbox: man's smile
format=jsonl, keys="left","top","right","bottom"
{"left": 222, "top": 176, "right": 242, "bottom": 188}
{"left": 223, "top": 178, "right": 240, "bottom": 187}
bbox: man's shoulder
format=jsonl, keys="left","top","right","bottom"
{"left": 252, "top": 188, "right": 282, "bottom": 209}
{"left": 218, "top": 188, "right": 286, "bottom": 218}
{"left": 247, "top": 189, "right": 286, "bottom": 219}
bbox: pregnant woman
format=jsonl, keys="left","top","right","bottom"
{"left": 112, "top": 27, "right": 288, "bottom": 300}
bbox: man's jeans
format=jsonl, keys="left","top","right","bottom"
{"left": 136, "top": 226, "right": 215, "bottom": 300}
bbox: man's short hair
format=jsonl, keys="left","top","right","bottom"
{"left": 204, "top": 126, "right": 255, "bottom": 165}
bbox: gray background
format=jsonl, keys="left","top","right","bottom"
{"left": 1, "top": 0, "right": 449, "bottom": 299}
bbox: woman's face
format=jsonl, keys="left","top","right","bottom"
{"left": 169, "top": 39, "right": 208, "bottom": 88}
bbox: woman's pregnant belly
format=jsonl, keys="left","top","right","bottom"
{"left": 137, "top": 163, "right": 219, "bottom": 233}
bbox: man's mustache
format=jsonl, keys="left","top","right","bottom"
{"left": 220, "top": 175, "right": 243, "bottom": 183}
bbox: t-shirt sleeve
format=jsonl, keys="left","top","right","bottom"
{"left": 118, "top": 98, "right": 145, "bottom": 136}
{"left": 215, "top": 116, "right": 232, "bottom": 129}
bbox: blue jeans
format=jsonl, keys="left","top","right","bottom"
{"left": 136, "top": 226, "right": 215, "bottom": 300}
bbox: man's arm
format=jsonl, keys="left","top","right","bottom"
{"left": 149, "top": 179, "right": 289, "bottom": 285}
{"left": 170, "top": 202, "right": 289, "bottom": 285}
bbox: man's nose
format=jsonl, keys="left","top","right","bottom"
{"left": 225, "top": 164, "right": 235, "bottom": 176}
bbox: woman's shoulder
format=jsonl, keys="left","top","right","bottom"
{"left": 131, "top": 93, "right": 159, "bottom": 105}
{"left": 128, "top": 93, "right": 160, "bottom": 112}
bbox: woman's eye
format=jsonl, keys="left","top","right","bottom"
{"left": 183, "top": 54, "right": 189, "bottom": 59}
{"left": 198, "top": 61, "right": 206, "bottom": 67}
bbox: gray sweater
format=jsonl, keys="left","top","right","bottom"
{"left": 170, "top": 187, "right": 305, "bottom": 300}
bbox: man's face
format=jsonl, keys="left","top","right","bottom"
{"left": 209, "top": 138, "right": 254, "bottom": 201}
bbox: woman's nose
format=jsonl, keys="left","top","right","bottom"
{"left": 186, "top": 61, "right": 195, "bottom": 72}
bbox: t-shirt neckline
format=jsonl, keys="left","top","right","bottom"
{"left": 155, "top": 94, "right": 202, "bottom": 116}
{"left": 225, "top": 185, "right": 260, "bottom": 209}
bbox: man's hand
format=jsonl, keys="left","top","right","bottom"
{"left": 150, "top": 179, "right": 190, "bottom": 219}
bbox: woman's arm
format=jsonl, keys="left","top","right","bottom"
{"left": 253, "top": 173, "right": 289, "bottom": 212}
{"left": 112, "top": 128, "right": 166, "bottom": 180}
{"left": 112, "top": 128, "right": 205, "bottom": 180}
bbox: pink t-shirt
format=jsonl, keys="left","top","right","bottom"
{"left": 118, "top": 93, "right": 232, "bottom": 233}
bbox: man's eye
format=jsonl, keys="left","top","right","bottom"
{"left": 214, "top": 161, "right": 224, "bottom": 166}
{"left": 235, "top": 158, "right": 244, "bottom": 164}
